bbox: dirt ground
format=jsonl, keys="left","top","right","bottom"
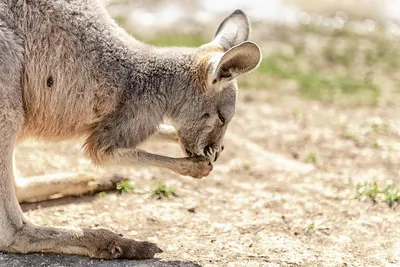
{"left": 2, "top": 90, "right": 398, "bottom": 267}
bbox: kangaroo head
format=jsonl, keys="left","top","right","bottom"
{"left": 167, "top": 10, "right": 262, "bottom": 161}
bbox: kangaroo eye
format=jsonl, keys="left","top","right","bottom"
{"left": 218, "top": 112, "right": 225, "bottom": 124}
{"left": 202, "top": 113, "right": 210, "bottom": 119}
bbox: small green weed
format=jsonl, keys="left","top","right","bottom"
{"left": 291, "top": 108, "right": 302, "bottom": 119}
{"left": 151, "top": 183, "right": 177, "bottom": 199}
{"left": 355, "top": 181, "right": 381, "bottom": 203}
{"left": 343, "top": 132, "right": 361, "bottom": 142}
{"left": 98, "top": 191, "right": 107, "bottom": 197}
{"left": 369, "top": 121, "right": 389, "bottom": 134}
{"left": 355, "top": 181, "right": 400, "bottom": 208}
{"left": 304, "top": 152, "right": 319, "bottom": 165}
{"left": 371, "top": 139, "right": 383, "bottom": 149}
{"left": 242, "top": 161, "right": 254, "bottom": 171}
{"left": 382, "top": 185, "right": 400, "bottom": 208}
{"left": 116, "top": 179, "right": 135, "bottom": 194}
{"left": 304, "top": 222, "right": 316, "bottom": 234}
{"left": 303, "top": 220, "right": 330, "bottom": 234}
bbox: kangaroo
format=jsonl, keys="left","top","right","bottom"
{"left": 0, "top": 0, "right": 261, "bottom": 260}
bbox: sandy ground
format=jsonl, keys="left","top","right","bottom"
{"left": 2, "top": 90, "right": 399, "bottom": 266}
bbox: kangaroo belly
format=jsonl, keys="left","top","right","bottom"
{"left": 19, "top": 3, "right": 116, "bottom": 140}
{"left": 21, "top": 36, "right": 96, "bottom": 139}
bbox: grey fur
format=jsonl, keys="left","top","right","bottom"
{"left": 0, "top": 0, "right": 261, "bottom": 260}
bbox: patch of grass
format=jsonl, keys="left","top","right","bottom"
{"left": 358, "top": 119, "right": 390, "bottom": 137}
{"left": 355, "top": 181, "right": 381, "bottom": 203}
{"left": 116, "top": 179, "right": 135, "bottom": 194}
{"left": 258, "top": 53, "right": 295, "bottom": 79}
{"left": 369, "top": 121, "right": 389, "bottom": 134}
{"left": 382, "top": 185, "right": 400, "bottom": 208}
{"left": 296, "top": 73, "right": 379, "bottom": 105}
{"left": 151, "top": 183, "right": 177, "bottom": 199}
{"left": 257, "top": 53, "right": 380, "bottom": 105}
{"left": 355, "top": 181, "right": 400, "bottom": 208}
{"left": 304, "top": 152, "right": 319, "bottom": 165}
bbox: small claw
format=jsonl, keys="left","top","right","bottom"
{"left": 214, "top": 151, "right": 220, "bottom": 162}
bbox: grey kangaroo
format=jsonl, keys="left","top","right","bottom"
{"left": 0, "top": 0, "right": 261, "bottom": 260}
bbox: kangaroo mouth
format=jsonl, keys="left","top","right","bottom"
{"left": 185, "top": 148, "right": 196, "bottom": 157}
{"left": 181, "top": 142, "right": 201, "bottom": 158}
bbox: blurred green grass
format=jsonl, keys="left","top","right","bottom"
{"left": 115, "top": 16, "right": 400, "bottom": 106}
{"left": 257, "top": 53, "right": 380, "bottom": 105}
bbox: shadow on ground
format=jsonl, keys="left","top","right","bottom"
{"left": 21, "top": 195, "right": 100, "bottom": 212}
{"left": 0, "top": 253, "right": 202, "bottom": 267}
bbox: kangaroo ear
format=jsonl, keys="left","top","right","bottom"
{"left": 210, "top": 41, "right": 261, "bottom": 88}
{"left": 212, "top": 10, "right": 250, "bottom": 51}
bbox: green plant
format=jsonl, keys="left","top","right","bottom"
{"left": 303, "top": 220, "right": 329, "bottom": 234}
{"left": 98, "top": 191, "right": 107, "bottom": 197}
{"left": 116, "top": 179, "right": 135, "bottom": 194}
{"left": 355, "top": 181, "right": 400, "bottom": 208}
{"left": 372, "top": 139, "right": 382, "bottom": 149}
{"left": 151, "top": 183, "right": 177, "bottom": 199}
{"left": 355, "top": 181, "right": 381, "bottom": 203}
{"left": 242, "top": 160, "right": 254, "bottom": 171}
{"left": 382, "top": 184, "right": 400, "bottom": 208}
{"left": 369, "top": 121, "right": 389, "bottom": 134}
{"left": 343, "top": 132, "right": 360, "bottom": 142}
{"left": 304, "top": 222, "right": 316, "bottom": 234}
{"left": 304, "top": 152, "right": 319, "bottom": 165}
